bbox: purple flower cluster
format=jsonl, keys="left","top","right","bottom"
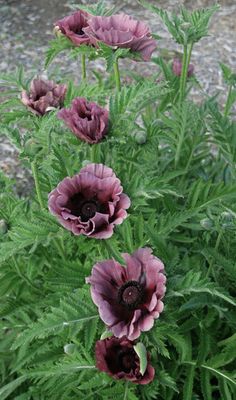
{"left": 55, "top": 10, "right": 156, "bottom": 61}
{"left": 20, "top": 7, "right": 168, "bottom": 387}
{"left": 91, "top": 248, "right": 166, "bottom": 383}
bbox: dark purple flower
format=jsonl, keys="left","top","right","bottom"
{"left": 172, "top": 58, "right": 194, "bottom": 77}
{"left": 95, "top": 336, "right": 155, "bottom": 384}
{"left": 21, "top": 78, "right": 67, "bottom": 116}
{"left": 83, "top": 14, "right": 157, "bottom": 61}
{"left": 57, "top": 98, "right": 109, "bottom": 144}
{"left": 86, "top": 248, "right": 166, "bottom": 340}
{"left": 48, "top": 163, "right": 130, "bottom": 239}
{"left": 54, "top": 10, "right": 91, "bottom": 46}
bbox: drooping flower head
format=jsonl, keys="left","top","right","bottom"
{"left": 83, "top": 14, "right": 157, "bottom": 61}
{"left": 86, "top": 248, "right": 166, "bottom": 340}
{"left": 21, "top": 78, "right": 67, "bottom": 116}
{"left": 54, "top": 10, "right": 91, "bottom": 46}
{"left": 172, "top": 58, "right": 194, "bottom": 77}
{"left": 95, "top": 336, "right": 155, "bottom": 384}
{"left": 48, "top": 163, "right": 130, "bottom": 239}
{"left": 57, "top": 98, "right": 109, "bottom": 144}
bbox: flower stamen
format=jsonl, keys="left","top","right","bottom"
{"left": 118, "top": 280, "right": 143, "bottom": 309}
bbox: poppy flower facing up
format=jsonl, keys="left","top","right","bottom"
{"left": 86, "top": 248, "right": 166, "bottom": 340}
{"left": 95, "top": 336, "right": 155, "bottom": 384}
{"left": 48, "top": 163, "right": 130, "bottom": 239}
{"left": 83, "top": 14, "right": 157, "bottom": 61}
{"left": 172, "top": 58, "right": 194, "bottom": 77}
{"left": 57, "top": 98, "right": 109, "bottom": 144}
{"left": 21, "top": 78, "right": 67, "bottom": 116}
{"left": 54, "top": 10, "right": 91, "bottom": 46}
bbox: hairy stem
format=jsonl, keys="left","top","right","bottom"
{"left": 31, "top": 161, "right": 44, "bottom": 210}
{"left": 179, "top": 43, "right": 193, "bottom": 102}
{"left": 90, "top": 144, "right": 97, "bottom": 163}
{"left": 81, "top": 54, "right": 86, "bottom": 81}
{"left": 113, "top": 59, "right": 121, "bottom": 91}
{"left": 206, "top": 231, "right": 222, "bottom": 278}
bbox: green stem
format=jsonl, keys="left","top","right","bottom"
{"left": 206, "top": 231, "right": 222, "bottom": 278}
{"left": 81, "top": 54, "right": 86, "bottom": 81}
{"left": 123, "top": 381, "right": 129, "bottom": 400}
{"left": 113, "top": 59, "right": 121, "bottom": 91}
{"left": 224, "top": 85, "right": 232, "bottom": 117}
{"left": 179, "top": 43, "right": 193, "bottom": 102}
{"left": 186, "top": 43, "right": 193, "bottom": 74}
{"left": 179, "top": 45, "right": 188, "bottom": 101}
{"left": 31, "top": 161, "right": 44, "bottom": 210}
{"left": 90, "top": 145, "right": 97, "bottom": 163}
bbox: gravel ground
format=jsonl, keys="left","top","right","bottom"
{"left": 0, "top": 0, "right": 235, "bottom": 196}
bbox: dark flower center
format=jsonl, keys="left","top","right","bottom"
{"left": 118, "top": 280, "right": 143, "bottom": 309}
{"left": 118, "top": 349, "right": 136, "bottom": 373}
{"left": 75, "top": 27, "right": 84, "bottom": 35}
{"left": 78, "top": 107, "right": 93, "bottom": 120}
{"left": 80, "top": 201, "right": 97, "bottom": 220}
{"left": 67, "top": 193, "right": 108, "bottom": 222}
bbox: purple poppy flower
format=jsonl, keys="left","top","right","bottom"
{"left": 48, "top": 163, "right": 130, "bottom": 239}
{"left": 172, "top": 58, "right": 194, "bottom": 77}
{"left": 86, "top": 248, "right": 166, "bottom": 340}
{"left": 83, "top": 14, "right": 157, "bottom": 61}
{"left": 95, "top": 336, "right": 155, "bottom": 384}
{"left": 21, "top": 78, "right": 67, "bottom": 116}
{"left": 57, "top": 98, "right": 109, "bottom": 144}
{"left": 54, "top": 10, "right": 91, "bottom": 46}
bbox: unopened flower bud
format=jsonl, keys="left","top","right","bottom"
{"left": 134, "top": 131, "right": 147, "bottom": 144}
{"left": 24, "top": 139, "right": 43, "bottom": 157}
{"left": 220, "top": 211, "right": 235, "bottom": 229}
{"left": 200, "top": 218, "right": 214, "bottom": 230}
{"left": 64, "top": 343, "right": 76, "bottom": 355}
{"left": 0, "top": 219, "right": 8, "bottom": 235}
{"left": 220, "top": 211, "right": 234, "bottom": 221}
{"left": 180, "top": 22, "right": 191, "bottom": 30}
